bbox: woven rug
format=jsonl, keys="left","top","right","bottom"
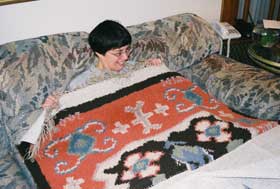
{"left": 19, "top": 65, "right": 278, "bottom": 189}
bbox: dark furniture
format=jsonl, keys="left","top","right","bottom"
{"left": 248, "top": 42, "right": 280, "bottom": 74}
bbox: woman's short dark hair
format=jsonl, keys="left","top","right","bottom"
{"left": 88, "top": 20, "right": 132, "bottom": 55}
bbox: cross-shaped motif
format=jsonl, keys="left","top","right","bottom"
{"left": 112, "top": 121, "right": 130, "bottom": 134}
{"left": 154, "top": 103, "right": 169, "bottom": 116}
{"left": 125, "top": 101, "right": 162, "bottom": 134}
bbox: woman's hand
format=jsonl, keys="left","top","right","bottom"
{"left": 145, "top": 58, "right": 162, "bottom": 66}
{"left": 42, "top": 92, "right": 61, "bottom": 110}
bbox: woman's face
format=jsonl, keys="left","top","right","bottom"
{"left": 97, "top": 45, "right": 130, "bottom": 72}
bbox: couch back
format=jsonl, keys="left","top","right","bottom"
{"left": 0, "top": 13, "right": 220, "bottom": 145}
{"left": 128, "top": 13, "right": 220, "bottom": 71}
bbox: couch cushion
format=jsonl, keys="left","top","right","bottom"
{"left": 0, "top": 153, "right": 35, "bottom": 188}
{"left": 205, "top": 58, "right": 280, "bottom": 121}
{"left": 127, "top": 12, "right": 220, "bottom": 71}
{"left": 179, "top": 54, "right": 235, "bottom": 91}
{"left": 0, "top": 125, "right": 37, "bottom": 188}
{"left": 0, "top": 32, "right": 95, "bottom": 143}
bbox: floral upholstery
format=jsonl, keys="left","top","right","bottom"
{"left": 129, "top": 36, "right": 169, "bottom": 64}
{"left": 0, "top": 32, "right": 95, "bottom": 188}
{"left": 206, "top": 60, "right": 280, "bottom": 121}
{"left": 0, "top": 32, "right": 95, "bottom": 144}
{"left": 128, "top": 13, "right": 220, "bottom": 71}
{"left": 0, "top": 151, "right": 35, "bottom": 188}
{"left": 183, "top": 54, "right": 280, "bottom": 121}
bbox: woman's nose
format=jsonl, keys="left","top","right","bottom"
{"left": 120, "top": 53, "right": 129, "bottom": 61}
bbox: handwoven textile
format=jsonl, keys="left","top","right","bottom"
{"left": 19, "top": 65, "right": 278, "bottom": 189}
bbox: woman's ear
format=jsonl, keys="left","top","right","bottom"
{"left": 95, "top": 52, "right": 103, "bottom": 58}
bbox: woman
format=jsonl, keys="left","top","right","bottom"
{"left": 43, "top": 20, "right": 161, "bottom": 108}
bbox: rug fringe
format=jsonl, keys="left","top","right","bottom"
{"left": 25, "top": 109, "right": 56, "bottom": 160}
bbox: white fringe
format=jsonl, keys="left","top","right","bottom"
{"left": 25, "top": 108, "right": 56, "bottom": 160}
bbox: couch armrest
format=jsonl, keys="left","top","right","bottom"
{"left": 183, "top": 54, "right": 280, "bottom": 121}
{"left": 0, "top": 31, "right": 95, "bottom": 143}
{"left": 206, "top": 60, "right": 280, "bottom": 121}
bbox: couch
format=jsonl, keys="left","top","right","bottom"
{"left": 0, "top": 12, "right": 279, "bottom": 188}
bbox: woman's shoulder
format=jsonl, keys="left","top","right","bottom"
{"left": 67, "top": 60, "right": 146, "bottom": 91}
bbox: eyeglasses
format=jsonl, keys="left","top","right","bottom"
{"left": 107, "top": 47, "right": 132, "bottom": 58}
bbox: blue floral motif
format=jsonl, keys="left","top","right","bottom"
{"left": 43, "top": 120, "right": 117, "bottom": 175}
{"left": 205, "top": 125, "right": 221, "bottom": 137}
{"left": 68, "top": 133, "right": 95, "bottom": 156}
{"left": 119, "top": 151, "right": 164, "bottom": 181}
{"left": 132, "top": 159, "right": 149, "bottom": 174}
{"left": 171, "top": 145, "right": 213, "bottom": 170}
{"left": 184, "top": 90, "right": 202, "bottom": 105}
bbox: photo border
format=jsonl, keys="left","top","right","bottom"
{"left": 0, "top": 0, "right": 36, "bottom": 6}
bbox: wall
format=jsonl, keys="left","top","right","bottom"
{"left": 0, "top": 0, "right": 222, "bottom": 45}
